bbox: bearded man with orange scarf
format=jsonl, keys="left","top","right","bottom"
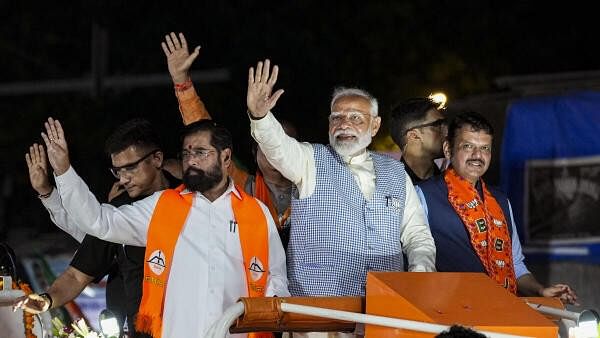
{"left": 416, "top": 111, "right": 578, "bottom": 304}
{"left": 39, "top": 117, "right": 289, "bottom": 338}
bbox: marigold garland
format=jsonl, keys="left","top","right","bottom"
{"left": 11, "top": 280, "right": 38, "bottom": 338}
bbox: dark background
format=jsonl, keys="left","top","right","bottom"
{"left": 1, "top": 1, "right": 598, "bottom": 243}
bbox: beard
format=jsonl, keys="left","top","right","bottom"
{"left": 329, "top": 129, "right": 372, "bottom": 157}
{"left": 183, "top": 164, "right": 223, "bottom": 193}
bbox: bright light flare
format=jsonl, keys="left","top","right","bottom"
{"left": 428, "top": 92, "right": 447, "bottom": 110}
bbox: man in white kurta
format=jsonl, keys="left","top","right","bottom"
{"left": 40, "top": 117, "right": 289, "bottom": 337}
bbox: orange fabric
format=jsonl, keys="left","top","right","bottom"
{"left": 136, "top": 184, "right": 271, "bottom": 337}
{"left": 136, "top": 185, "right": 192, "bottom": 338}
{"left": 444, "top": 168, "right": 517, "bottom": 294}
{"left": 254, "top": 171, "right": 290, "bottom": 231}
{"left": 232, "top": 186, "right": 273, "bottom": 338}
{"left": 176, "top": 84, "right": 211, "bottom": 125}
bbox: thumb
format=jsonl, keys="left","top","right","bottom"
{"left": 182, "top": 46, "right": 201, "bottom": 69}
{"left": 268, "top": 89, "right": 285, "bottom": 107}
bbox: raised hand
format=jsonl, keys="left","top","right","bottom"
{"left": 247, "top": 59, "right": 284, "bottom": 119}
{"left": 161, "top": 32, "right": 201, "bottom": 84}
{"left": 541, "top": 284, "right": 579, "bottom": 305}
{"left": 25, "top": 143, "right": 52, "bottom": 196}
{"left": 41, "top": 117, "right": 70, "bottom": 176}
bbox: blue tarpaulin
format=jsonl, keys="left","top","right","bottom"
{"left": 500, "top": 91, "right": 600, "bottom": 262}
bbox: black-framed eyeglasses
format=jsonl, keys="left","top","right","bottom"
{"left": 404, "top": 118, "right": 447, "bottom": 134}
{"left": 109, "top": 149, "right": 160, "bottom": 179}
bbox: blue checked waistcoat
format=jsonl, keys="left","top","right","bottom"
{"left": 288, "top": 144, "right": 407, "bottom": 296}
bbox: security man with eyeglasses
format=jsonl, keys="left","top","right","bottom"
{"left": 19, "top": 118, "right": 178, "bottom": 337}
{"left": 390, "top": 97, "right": 448, "bottom": 184}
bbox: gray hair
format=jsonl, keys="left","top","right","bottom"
{"left": 330, "top": 87, "right": 379, "bottom": 116}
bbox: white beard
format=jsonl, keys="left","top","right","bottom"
{"left": 329, "top": 129, "right": 372, "bottom": 157}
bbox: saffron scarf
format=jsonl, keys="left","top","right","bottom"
{"left": 254, "top": 171, "right": 291, "bottom": 231}
{"left": 136, "top": 185, "right": 271, "bottom": 337}
{"left": 444, "top": 168, "right": 517, "bottom": 294}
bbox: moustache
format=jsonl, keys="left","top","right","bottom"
{"left": 333, "top": 130, "right": 358, "bottom": 138}
{"left": 184, "top": 167, "right": 204, "bottom": 176}
{"left": 466, "top": 159, "right": 485, "bottom": 166}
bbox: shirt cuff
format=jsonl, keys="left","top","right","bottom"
{"left": 40, "top": 188, "right": 62, "bottom": 210}
{"left": 54, "top": 165, "right": 79, "bottom": 192}
{"left": 250, "top": 112, "right": 277, "bottom": 142}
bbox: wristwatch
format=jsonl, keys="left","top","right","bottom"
{"left": 38, "top": 292, "right": 53, "bottom": 310}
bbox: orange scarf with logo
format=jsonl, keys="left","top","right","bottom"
{"left": 444, "top": 168, "right": 517, "bottom": 294}
{"left": 135, "top": 184, "right": 271, "bottom": 338}
{"left": 254, "top": 171, "right": 291, "bottom": 231}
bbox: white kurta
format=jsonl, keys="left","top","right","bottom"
{"left": 54, "top": 166, "right": 289, "bottom": 337}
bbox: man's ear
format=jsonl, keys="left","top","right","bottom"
{"left": 371, "top": 116, "right": 382, "bottom": 136}
{"left": 221, "top": 148, "right": 232, "bottom": 165}
{"left": 405, "top": 129, "right": 420, "bottom": 143}
{"left": 443, "top": 140, "right": 451, "bottom": 160}
{"left": 152, "top": 151, "right": 164, "bottom": 168}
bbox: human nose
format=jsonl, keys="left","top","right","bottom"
{"left": 119, "top": 172, "right": 132, "bottom": 184}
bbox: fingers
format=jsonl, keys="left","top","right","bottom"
{"left": 182, "top": 46, "right": 201, "bottom": 69}
{"left": 54, "top": 119, "right": 65, "bottom": 141}
{"left": 261, "top": 59, "right": 271, "bottom": 83}
{"left": 46, "top": 117, "right": 58, "bottom": 140}
{"left": 38, "top": 144, "right": 47, "bottom": 165}
{"left": 170, "top": 32, "right": 181, "bottom": 49}
{"left": 165, "top": 34, "right": 175, "bottom": 52}
{"left": 268, "top": 65, "right": 279, "bottom": 86}
{"left": 248, "top": 67, "right": 255, "bottom": 85}
{"left": 25, "top": 153, "right": 32, "bottom": 168}
{"left": 255, "top": 61, "right": 263, "bottom": 83}
{"left": 161, "top": 42, "right": 170, "bottom": 56}
{"left": 41, "top": 132, "right": 51, "bottom": 148}
{"left": 179, "top": 33, "right": 188, "bottom": 50}
{"left": 269, "top": 89, "right": 285, "bottom": 107}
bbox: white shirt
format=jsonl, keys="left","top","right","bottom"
{"left": 250, "top": 112, "right": 436, "bottom": 272}
{"left": 40, "top": 188, "right": 86, "bottom": 242}
{"left": 54, "top": 166, "right": 289, "bottom": 337}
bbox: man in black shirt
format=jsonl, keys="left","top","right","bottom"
{"left": 20, "top": 118, "right": 178, "bottom": 337}
{"left": 390, "top": 97, "right": 448, "bottom": 184}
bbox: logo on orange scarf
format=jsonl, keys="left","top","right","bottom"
{"left": 147, "top": 249, "right": 167, "bottom": 275}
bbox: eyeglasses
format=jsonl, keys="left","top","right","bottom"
{"left": 329, "top": 111, "right": 371, "bottom": 126}
{"left": 179, "top": 148, "right": 216, "bottom": 161}
{"left": 109, "top": 149, "right": 159, "bottom": 179}
{"left": 405, "top": 118, "right": 447, "bottom": 134}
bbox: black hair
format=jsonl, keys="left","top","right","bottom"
{"left": 436, "top": 325, "right": 487, "bottom": 338}
{"left": 390, "top": 97, "right": 439, "bottom": 148}
{"left": 104, "top": 118, "right": 161, "bottom": 155}
{"left": 180, "top": 119, "right": 233, "bottom": 153}
{"left": 447, "top": 111, "right": 494, "bottom": 149}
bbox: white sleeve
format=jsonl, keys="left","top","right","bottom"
{"left": 40, "top": 188, "right": 86, "bottom": 242}
{"left": 400, "top": 172, "right": 437, "bottom": 272}
{"left": 250, "top": 112, "right": 316, "bottom": 199}
{"left": 54, "top": 166, "right": 158, "bottom": 246}
{"left": 259, "top": 201, "right": 290, "bottom": 297}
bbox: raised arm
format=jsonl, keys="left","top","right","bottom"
{"left": 25, "top": 143, "right": 86, "bottom": 242}
{"left": 41, "top": 117, "right": 154, "bottom": 246}
{"left": 247, "top": 60, "right": 315, "bottom": 197}
{"left": 162, "top": 32, "right": 210, "bottom": 124}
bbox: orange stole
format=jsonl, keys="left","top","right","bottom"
{"left": 444, "top": 168, "right": 517, "bottom": 294}
{"left": 136, "top": 185, "right": 271, "bottom": 338}
{"left": 254, "top": 171, "right": 290, "bottom": 231}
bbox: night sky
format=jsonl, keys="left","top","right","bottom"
{"left": 1, "top": 2, "right": 598, "bottom": 240}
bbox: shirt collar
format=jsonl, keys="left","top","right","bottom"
{"left": 180, "top": 177, "right": 241, "bottom": 199}
{"left": 340, "top": 149, "right": 369, "bottom": 165}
